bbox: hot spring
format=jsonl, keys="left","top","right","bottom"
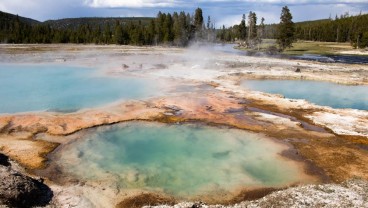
{"left": 55, "top": 122, "right": 312, "bottom": 199}
{"left": 242, "top": 80, "right": 368, "bottom": 110}
{"left": 0, "top": 64, "right": 162, "bottom": 114}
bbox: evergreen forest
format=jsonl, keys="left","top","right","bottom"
{"left": 0, "top": 9, "right": 215, "bottom": 46}
{"left": 218, "top": 12, "right": 368, "bottom": 49}
{"left": 1, "top": 8, "right": 368, "bottom": 48}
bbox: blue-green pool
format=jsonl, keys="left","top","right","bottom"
{"left": 0, "top": 64, "right": 160, "bottom": 114}
{"left": 242, "top": 80, "right": 368, "bottom": 110}
{"left": 58, "top": 122, "right": 307, "bottom": 198}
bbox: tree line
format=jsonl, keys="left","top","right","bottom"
{"left": 294, "top": 13, "right": 368, "bottom": 48}
{"left": 2, "top": 7, "right": 367, "bottom": 49}
{"left": 217, "top": 11, "right": 266, "bottom": 48}
{"left": 0, "top": 8, "right": 216, "bottom": 46}
{"left": 263, "top": 13, "right": 368, "bottom": 48}
{"left": 217, "top": 6, "right": 293, "bottom": 51}
{"left": 219, "top": 9, "right": 368, "bottom": 49}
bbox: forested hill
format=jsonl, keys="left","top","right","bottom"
{"left": 262, "top": 13, "right": 368, "bottom": 48}
{"left": 0, "top": 10, "right": 153, "bottom": 30}
{"left": 0, "top": 10, "right": 158, "bottom": 44}
{"left": 0, "top": 9, "right": 209, "bottom": 46}
{"left": 295, "top": 14, "right": 368, "bottom": 46}
{"left": 44, "top": 17, "right": 153, "bottom": 30}
{"left": 0, "top": 11, "right": 39, "bottom": 25}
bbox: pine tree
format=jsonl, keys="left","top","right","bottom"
{"left": 257, "top": 17, "right": 265, "bottom": 49}
{"left": 206, "top": 16, "right": 215, "bottom": 42}
{"left": 147, "top": 19, "right": 156, "bottom": 45}
{"left": 114, "top": 21, "right": 123, "bottom": 44}
{"left": 178, "top": 11, "right": 190, "bottom": 46}
{"left": 277, "top": 6, "right": 295, "bottom": 51}
{"left": 247, "top": 11, "right": 257, "bottom": 48}
{"left": 361, "top": 31, "right": 368, "bottom": 48}
{"left": 93, "top": 26, "right": 102, "bottom": 44}
{"left": 219, "top": 25, "right": 226, "bottom": 41}
{"left": 103, "top": 23, "right": 111, "bottom": 44}
{"left": 163, "top": 13, "right": 174, "bottom": 43}
{"left": 172, "top": 12, "right": 182, "bottom": 46}
{"left": 156, "top": 12, "right": 165, "bottom": 43}
{"left": 194, "top": 8, "right": 204, "bottom": 39}
{"left": 239, "top": 14, "right": 247, "bottom": 41}
{"left": 194, "top": 8, "right": 203, "bottom": 31}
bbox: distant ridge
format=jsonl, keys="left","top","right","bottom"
{"left": 44, "top": 17, "right": 154, "bottom": 30}
{"left": 0, "top": 10, "right": 39, "bottom": 25}
{"left": 0, "top": 10, "right": 153, "bottom": 30}
{"left": 295, "top": 19, "right": 330, "bottom": 25}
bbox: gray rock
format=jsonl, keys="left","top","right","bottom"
{"left": 164, "top": 105, "right": 181, "bottom": 111}
{"left": 0, "top": 164, "right": 53, "bottom": 207}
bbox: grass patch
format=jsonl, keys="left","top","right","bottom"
{"left": 283, "top": 41, "right": 353, "bottom": 55}
{"left": 235, "top": 39, "right": 276, "bottom": 52}
{"left": 235, "top": 40, "right": 357, "bottom": 56}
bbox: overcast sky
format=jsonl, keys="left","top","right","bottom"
{"left": 1, "top": 0, "right": 367, "bottom": 27}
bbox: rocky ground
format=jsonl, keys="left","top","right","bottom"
{"left": 0, "top": 44, "right": 367, "bottom": 207}
{"left": 146, "top": 179, "right": 368, "bottom": 208}
{"left": 0, "top": 153, "right": 52, "bottom": 207}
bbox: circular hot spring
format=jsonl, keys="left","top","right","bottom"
{"left": 53, "top": 121, "right": 313, "bottom": 200}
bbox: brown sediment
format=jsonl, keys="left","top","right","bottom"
{"left": 170, "top": 94, "right": 367, "bottom": 183}
{"left": 339, "top": 135, "right": 368, "bottom": 145}
{"left": 114, "top": 187, "right": 283, "bottom": 207}
{"left": 239, "top": 97, "right": 368, "bottom": 182}
{"left": 225, "top": 187, "right": 283, "bottom": 205}
{"left": 115, "top": 193, "right": 177, "bottom": 208}
{"left": 0, "top": 135, "right": 58, "bottom": 170}
{"left": 280, "top": 148, "right": 330, "bottom": 183}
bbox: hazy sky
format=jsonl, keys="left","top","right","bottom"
{"left": 1, "top": 0, "right": 367, "bottom": 27}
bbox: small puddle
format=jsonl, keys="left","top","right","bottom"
{"left": 241, "top": 80, "right": 368, "bottom": 110}
{"left": 52, "top": 121, "right": 313, "bottom": 200}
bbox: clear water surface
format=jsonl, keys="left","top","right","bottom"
{"left": 57, "top": 122, "right": 305, "bottom": 197}
{"left": 0, "top": 64, "right": 160, "bottom": 114}
{"left": 242, "top": 80, "right": 368, "bottom": 110}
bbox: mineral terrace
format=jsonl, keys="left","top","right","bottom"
{"left": 0, "top": 44, "right": 367, "bottom": 207}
